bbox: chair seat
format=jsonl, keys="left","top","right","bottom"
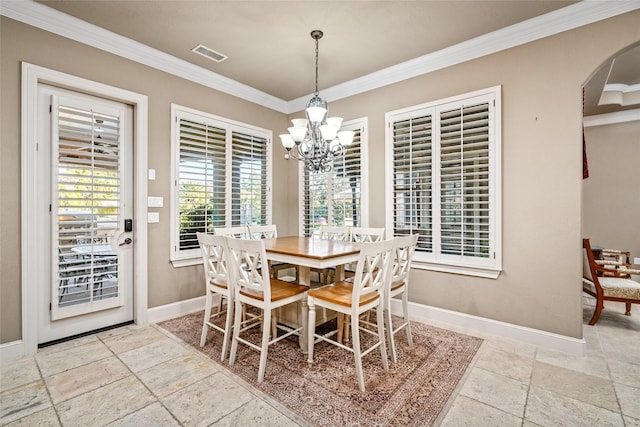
{"left": 210, "top": 278, "right": 228, "bottom": 289}
{"left": 390, "top": 278, "right": 406, "bottom": 291}
{"left": 239, "top": 279, "right": 308, "bottom": 302}
{"left": 307, "top": 281, "right": 379, "bottom": 307}
{"left": 600, "top": 277, "right": 640, "bottom": 300}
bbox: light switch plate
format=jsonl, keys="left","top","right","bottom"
{"left": 634, "top": 257, "right": 640, "bottom": 265}
{"left": 148, "top": 212, "right": 160, "bottom": 223}
{"left": 147, "top": 196, "right": 163, "bottom": 207}
{"left": 148, "top": 169, "right": 156, "bottom": 180}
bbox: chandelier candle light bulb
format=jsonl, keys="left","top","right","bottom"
{"left": 280, "top": 30, "right": 355, "bottom": 173}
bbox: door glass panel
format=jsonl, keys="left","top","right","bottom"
{"left": 55, "top": 104, "right": 121, "bottom": 312}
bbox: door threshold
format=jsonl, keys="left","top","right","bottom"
{"left": 38, "top": 320, "right": 134, "bottom": 348}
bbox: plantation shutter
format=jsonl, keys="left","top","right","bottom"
{"left": 178, "top": 118, "right": 226, "bottom": 250}
{"left": 231, "top": 130, "right": 268, "bottom": 226}
{"left": 439, "top": 101, "right": 491, "bottom": 259}
{"left": 302, "top": 125, "right": 363, "bottom": 236}
{"left": 391, "top": 113, "right": 433, "bottom": 254}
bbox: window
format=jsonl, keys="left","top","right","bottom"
{"left": 300, "top": 119, "right": 368, "bottom": 236}
{"left": 171, "top": 104, "right": 271, "bottom": 265}
{"left": 385, "top": 87, "right": 501, "bottom": 278}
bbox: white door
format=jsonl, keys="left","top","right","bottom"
{"left": 37, "top": 85, "right": 134, "bottom": 344}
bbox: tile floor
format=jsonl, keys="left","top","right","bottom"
{"left": 1, "top": 296, "right": 639, "bottom": 426}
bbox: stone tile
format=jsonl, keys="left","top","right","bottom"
{"left": 211, "top": 398, "right": 302, "bottom": 426}
{"left": 118, "top": 338, "right": 192, "bottom": 373}
{"left": 35, "top": 340, "right": 112, "bottom": 377}
{"left": 35, "top": 335, "right": 99, "bottom": 356}
{"left": 161, "top": 372, "right": 254, "bottom": 425}
{"left": 535, "top": 346, "right": 610, "bottom": 380}
{"left": 137, "top": 352, "right": 218, "bottom": 398}
{"left": 106, "top": 402, "right": 179, "bottom": 426}
{"left": 44, "top": 356, "right": 130, "bottom": 404}
{"left": 96, "top": 323, "right": 139, "bottom": 340}
{"left": 101, "top": 325, "right": 166, "bottom": 354}
{"left": 525, "top": 385, "right": 623, "bottom": 427}
{"left": 531, "top": 361, "right": 619, "bottom": 412}
{"left": 0, "top": 357, "right": 41, "bottom": 393}
{"left": 614, "top": 382, "right": 640, "bottom": 420}
{"left": 4, "top": 407, "right": 60, "bottom": 426}
{"left": 608, "top": 359, "right": 640, "bottom": 388}
{"left": 0, "top": 380, "right": 51, "bottom": 425}
{"left": 55, "top": 376, "right": 155, "bottom": 426}
{"left": 459, "top": 367, "right": 527, "bottom": 418}
{"left": 483, "top": 336, "right": 536, "bottom": 359}
{"left": 439, "top": 395, "right": 522, "bottom": 427}
{"left": 522, "top": 421, "right": 544, "bottom": 427}
{"left": 474, "top": 345, "right": 533, "bottom": 383}
{"left": 624, "top": 415, "right": 640, "bottom": 427}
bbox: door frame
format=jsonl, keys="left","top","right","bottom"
{"left": 21, "top": 62, "right": 148, "bottom": 356}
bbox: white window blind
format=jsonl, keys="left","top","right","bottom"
{"left": 301, "top": 120, "right": 367, "bottom": 236}
{"left": 171, "top": 105, "right": 271, "bottom": 263}
{"left": 386, "top": 87, "right": 501, "bottom": 277}
{"left": 177, "top": 118, "right": 226, "bottom": 251}
{"left": 231, "top": 130, "right": 268, "bottom": 226}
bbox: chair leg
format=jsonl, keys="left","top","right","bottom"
{"left": 402, "top": 291, "right": 413, "bottom": 347}
{"left": 385, "top": 305, "right": 397, "bottom": 364}
{"left": 351, "top": 314, "right": 366, "bottom": 392}
{"left": 200, "top": 291, "right": 213, "bottom": 347}
{"left": 625, "top": 302, "right": 632, "bottom": 316}
{"left": 376, "top": 306, "right": 389, "bottom": 371}
{"left": 337, "top": 313, "right": 344, "bottom": 344}
{"left": 257, "top": 308, "right": 271, "bottom": 383}
{"left": 220, "top": 295, "right": 234, "bottom": 361}
{"left": 307, "top": 300, "right": 316, "bottom": 364}
{"left": 228, "top": 300, "right": 244, "bottom": 366}
{"left": 589, "top": 299, "right": 604, "bottom": 325}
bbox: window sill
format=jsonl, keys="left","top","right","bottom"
{"left": 412, "top": 261, "right": 502, "bottom": 279}
{"left": 170, "top": 257, "right": 202, "bottom": 268}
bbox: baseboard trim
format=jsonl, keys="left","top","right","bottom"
{"left": 147, "top": 295, "right": 207, "bottom": 324}
{"left": 0, "top": 340, "right": 26, "bottom": 363}
{"left": 390, "top": 299, "right": 586, "bottom": 356}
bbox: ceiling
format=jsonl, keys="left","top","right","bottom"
{"left": 33, "top": 1, "right": 640, "bottom": 116}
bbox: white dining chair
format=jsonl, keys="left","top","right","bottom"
{"left": 350, "top": 226, "right": 385, "bottom": 243}
{"left": 307, "top": 239, "right": 393, "bottom": 392}
{"left": 197, "top": 233, "right": 237, "bottom": 361}
{"left": 227, "top": 237, "right": 308, "bottom": 383}
{"left": 313, "top": 225, "right": 351, "bottom": 284}
{"left": 248, "top": 224, "right": 297, "bottom": 281}
{"left": 385, "top": 234, "right": 419, "bottom": 363}
{"left": 213, "top": 226, "right": 250, "bottom": 239}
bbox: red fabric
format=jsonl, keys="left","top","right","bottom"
{"left": 583, "top": 129, "right": 589, "bottom": 179}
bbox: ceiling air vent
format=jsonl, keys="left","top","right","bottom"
{"left": 191, "top": 44, "right": 227, "bottom": 63}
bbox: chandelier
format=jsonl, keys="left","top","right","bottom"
{"left": 280, "top": 30, "right": 354, "bottom": 173}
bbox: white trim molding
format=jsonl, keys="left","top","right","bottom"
{"left": 389, "top": 299, "right": 586, "bottom": 356}
{"left": 142, "top": 293, "right": 585, "bottom": 356}
{"left": 583, "top": 108, "right": 640, "bottom": 127}
{"left": 147, "top": 296, "right": 206, "bottom": 324}
{"left": 2, "top": 0, "right": 639, "bottom": 114}
{"left": 21, "top": 62, "right": 149, "bottom": 357}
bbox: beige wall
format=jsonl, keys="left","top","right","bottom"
{"left": 583, "top": 121, "right": 640, "bottom": 265}
{"left": 2, "top": 11, "right": 639, "bottom": 344}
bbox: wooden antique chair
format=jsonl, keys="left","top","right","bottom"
{"left": 582, "top": 238, "right": 640, "bottom": 325}
{"left": 227, "top": 237, "right": 308, "bottom": 383}
{"left": 307, "top": 239, "right": 393, "bottom": 392}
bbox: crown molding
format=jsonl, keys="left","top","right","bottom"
{"left": 583, "top": 108, "right": 640, "bottom": 127}
{"left": 0, "top": 0, "right": 289, "bottom": 113}
{"left": 289, "top": 1, "right": 640, "bottom": 111}
{"left": 2, "top": 0, "right": 639, "bottom": 114}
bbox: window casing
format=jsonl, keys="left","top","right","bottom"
{"left": 385, "top": 87, "right": 501, "bottom": 278}
{"left": 299, "top": 118, "right": 368, "bottom": 236}
{"left": 171, "top": 104, "right": 271, "bottom": 265}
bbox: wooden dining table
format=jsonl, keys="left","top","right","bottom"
{"left": 263, "top": 235, "right": 361, "bottom": 286}
{"left": 263, "top": 236, "right": 361, "bottom": 350}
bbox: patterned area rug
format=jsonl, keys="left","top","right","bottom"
{"left": 158, "top": 310, "right": 482, "bottom": 427}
